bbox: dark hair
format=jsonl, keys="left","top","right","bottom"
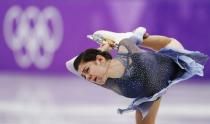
{"left": 73, "top": 48, "right": 112, "bottom": 71}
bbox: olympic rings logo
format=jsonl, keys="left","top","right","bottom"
{"left": 3, "top": 6, "right": 63, "bottom": 69}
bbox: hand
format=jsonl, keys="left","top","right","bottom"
{"left": 105, "top": 39, "right": 116, "bottom": 48}
{"left": 98, "top": 41, "right": 115, "bottom": 52}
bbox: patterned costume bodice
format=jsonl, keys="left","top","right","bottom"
{"left": 102, "top": 51, "right": 185, "bottom": 98}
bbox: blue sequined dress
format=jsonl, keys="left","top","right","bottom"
{"left": 101, "top": 39, "right": 208, "bottom": 118}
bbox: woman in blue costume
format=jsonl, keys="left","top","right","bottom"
{"left": 66, "top": 27, "right": 208, "bottom": 124}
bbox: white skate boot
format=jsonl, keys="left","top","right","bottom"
{"left": 132, "top": 27, "right": 147, "bottom": 45}
{"left": 87, "top": 27, "right": 147, "bottom": 47}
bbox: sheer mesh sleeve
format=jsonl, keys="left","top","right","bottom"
{"left": 116, "top": 38, "right": 144, "bottom": 69}
{"left": 118, "top": 38, "right": 141, "bottom": 53}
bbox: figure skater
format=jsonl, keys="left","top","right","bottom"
{"left": 66, "top": 27, "right": 208, "bottom": 124}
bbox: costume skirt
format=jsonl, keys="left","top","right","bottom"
{"left": 117, "top": 48, "right": 208, "bottom": 119}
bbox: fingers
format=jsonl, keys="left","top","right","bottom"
{"left": 98, "top": 42, "right": 112, "bottom": 52}
{"left": 101, "top": 40, "right": 115, "bottom": 48}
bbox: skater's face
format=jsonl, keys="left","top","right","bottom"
{"left": 77, "top": 55, "right": 109, "bottom": 85}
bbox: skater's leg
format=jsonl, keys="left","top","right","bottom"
{"left": 143, "top": 98, "right": 161, "bottom": 124}
{"left": 136, "top": 98, "right": 161, "bottom": 124}
{"left": 136, "top": 110, "right": 143, "bottom": 124}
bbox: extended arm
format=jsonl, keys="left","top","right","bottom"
{"left": 142, "top": 35, "right": 184, "bottom": 51}
{"left": 97, "top": 33, "right": 184, "bottom": 53}
{"left": 117, "top": 34, "right": 185, "bottom": 53}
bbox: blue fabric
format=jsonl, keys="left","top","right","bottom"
{"left": 102, "top": 47, "right": 208, "bottom": 119}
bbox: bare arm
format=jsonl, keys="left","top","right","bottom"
{"left": 116, "top": 33, "right": 185, "bottom": 53}
{"left": 142, "top": 35, "right": 184, "bottom": 51}
{"left": 97, "top": 33, "right": 184, "bottom": 53}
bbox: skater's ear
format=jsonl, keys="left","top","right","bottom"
{"left": 96, "top": 55, "right": 106, "bottom": 64}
